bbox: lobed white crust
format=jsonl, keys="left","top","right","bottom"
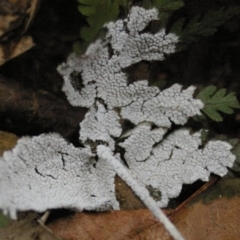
{"left": 56, "top": 6, "right": 234, "bottom": 209}
{"left": 119, "top": 122, "right": 167, "bottom": 162}
{"left": 0, "top": 134, "right": 119, "bottom": 219}
{"left": 120, "top": 129, "right": 236, "bottom": 206}
{"left": 58, "top": 7, "right": 202, "bottom": 130}
{"left": 57, "top": 7, "right": 181, "bottom": 112}
{"left": 80, "top": 102, "right": 122, "bottom": 150}
{"left": 121, "top": 84, "right": 204, "bottom": 127}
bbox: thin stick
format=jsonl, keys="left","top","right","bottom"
{"left": 173, "top": 176, "right": 218, "bottom": 214}
{"left": 38, "top": 210, "right": 50, "bottom": 225}
{"left": 97, "top": 145, "right": 185, "bottom": 240}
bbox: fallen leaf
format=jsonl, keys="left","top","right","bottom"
{"left": 0, "top": 212, "right": 62, "bottom": 240}
{"left": 0, "top": 0, "right": 40, "bottom": 41}
{"left": 0, "top": 15, "right": 18, "bottom": 39}
{"left": 173, "top": 196, "right": 240, "bottom": 240}
{"left": 0, "top": 131, "right": 18, "bottom": 156}
{"left": 134, "top": 196, "right": 240, "bottom": 240}
{"left": 0, "top": 0, "right": 40, "bottom": 66}
{"left": 48, "top": 210, "right": 158, "bottom": 240}
{"left": 0, "top": 36, "right": 35, "bottom": 66}
{"left": 24, "top": 0, "right": 41, "bottom": 33}
{"left": 48, "top": 178, "right": 240, "bottom": 240}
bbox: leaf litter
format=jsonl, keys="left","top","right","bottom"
{"left": 47, "top": 178, "right": 240, "bottom": 240}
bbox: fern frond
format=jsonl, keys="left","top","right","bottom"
{"left": 78, "top": 0, "right": 123, "bottom": 42}
{"left": 152, "top": 0, "right": 184, "bottom": 10}
{"left": 80, "top": 1, "right": 116, "bottom": 41}
{"left": 171, "top": 7, "right": 240, "bottom": 44}
{"left": 142, "top": 0, "right": 184, "bottom": 23}
{"left": 197, "top": 85, "right": 240, "bottom": 122}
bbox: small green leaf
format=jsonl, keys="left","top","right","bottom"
{"left": 142, "top": 0, "right": 184, "bottom": 23}
{"left": 217, "top": 105, "right": 234, "bottom": 114}
{"left": 202, "top": 106, "right": 223, "bottom": 122}
{"left": 197, "top": 85, "right": 240, "bottom": 122}
{"left": 118, "top": 0, "right": 130, "bottom": 7}
{"left": 211, "top": 88, "right": 227, "bottom": 99}
{"left": 80, "top": 25, "right": 100, "bottom": 42}
{"left": 78, "top": 0, "right": 121, "bottom": 42}
{"left": 78, "top": 5, "right": 96, "bottom": 16}
{"left": 0, "top": 211, "right": 10, "bottom": 228}
{"left": 197, "top": 85, "right": 217, "bottom": 101}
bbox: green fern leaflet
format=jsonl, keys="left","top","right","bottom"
{"left": 77, "top": 0, "right": 128, "bottom": 42}
{"left": 197, "top": 85, "right": 240, "bottom": 122}
{"left": 142, "top": 0, "right": 184, "bottom": 23}
{"left": 171, "top": 7, "right": 240, "bottom": 45}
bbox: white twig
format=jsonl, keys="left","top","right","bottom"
{"left": 38, "top": 210, "right": 51, "bottom": 225}
{"left": 97, "top": 145, "right": 185, "bottom": 240}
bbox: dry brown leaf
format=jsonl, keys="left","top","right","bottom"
{"left": 0, "top": 36, "right": 35, "bottom": 66}
{"left": 134, "top": 196, "right": 240, "bottom": 240}
{"left": 24, "top": 0, "right": 41, "bottom": 32}
{"left": 0, "top": 15, "right": 18, "bottom": 38}
{"left": 48, "top": 193, "right": 240, "bottom": 240}
{"left": 0, "top": 212, "right": 62, "bottom": 240}
{"left": 48, "top": 210, "right": 159, "bottom": 240}
{"left": 173, "top": 196, "right": 240, "bottom": 240}
{"left": 0, "top": 131, "right": 18, "bottom": 156}
{"left": 0, "top": 0, "right": 40, "bottom": 40}
{"left": 0, "top": 0, "right": 40, "bottom": 65}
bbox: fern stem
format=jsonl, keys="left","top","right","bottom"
{"left": 97, "top": 145, "right": 185, "bottom": 240}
